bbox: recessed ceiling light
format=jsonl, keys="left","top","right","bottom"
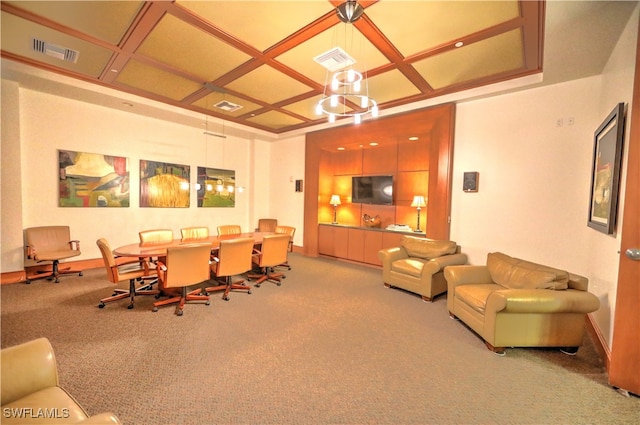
{"left": 455, "top": 41, "right": 464, "bottom": 48}
{"left": 337, "top": 147, "right": 345, "bottom": 151}
{"left": 369, "top": 142, "right": 378, "bottom": 146}
{"left": 408, "top": 136, "right": 419, "bottom": 141}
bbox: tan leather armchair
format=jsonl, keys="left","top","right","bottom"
{"left": 378, "top": 236, "right": 467, "bottom": 302}
{"left": 444, "top": 252, "right": 601, "bottom": 355}
{"left": 1, "top": 338, "right": 122, "bottom": 424}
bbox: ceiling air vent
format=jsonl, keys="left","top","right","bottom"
{"left": 313, "top": 47, "right": 355, "bottom": 72}
{"left": 214, "top": 100, "right": 242, "bottom": 112}
{"left": 31, "top": 38, "right": 79, "bottom": 63}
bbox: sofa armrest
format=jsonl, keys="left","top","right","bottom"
{"left": 486, "top": 289, "right": 601, "bottom": 315}
{"left": 444, "top": 265, "right": 493, "bottom": 287}
{"left": 1, "top": 338, "right": 59, "bottom": 406}
{"left": 429, "top": 253, "right": 468, "bottom": 271}
{"left": 378, "top": 247, "right": 408, "bottom": 267}
{"left": 77, "top": 412, "right": 123, "bottom": 424}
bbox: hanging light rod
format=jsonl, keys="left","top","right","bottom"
{"left": 203, "top": 130, "right": 226, "bottom": 138}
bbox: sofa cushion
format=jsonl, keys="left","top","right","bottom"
{"left": 401, "top": 236, "right": 457, "bottom": 260}
{"left": 487, "top": 252, "right": 569, "bottom": 290}
{"left": 391, "top": 258, "right": 427, "bottom": 278}
{"left": 455, "top": 284, "right": 500, "bottom": 314}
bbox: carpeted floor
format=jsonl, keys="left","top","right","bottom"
{"left": 1, "top": 253, "right": 638, "bottom": 425}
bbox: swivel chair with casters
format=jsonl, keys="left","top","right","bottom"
{"left": 248, "top": 234, "right": 291, "bottom": 287}
{"left": 274, "top": 225, "right": 296, "bottom": 271}
{"left": 152, "top": 243, "right": 212, "bottom": 316}
{"left": 217, "top": 225, "right": 242, "bottom": 236}
{"left": 96, "top": 238, "right": 159, "bottom": 309}
{"left": 206, "top": 238, "right": 255, "bottom": 301}
{"left": 24, "top": 226, "right": 83, "bottom": 284}
{"left": 256, "top": 218, "right": 278, "bottom": 232}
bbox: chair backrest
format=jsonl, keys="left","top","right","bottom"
{"left": 163, "top": 244, "right": 212, "bottom": 289}
{"left": 96, "top": 238, "right": 118, "bottom": 283}
{"left": 257, "top": 218, "right": 278, "bottom": 232}
{"left": 257, "top": 234, "right": 291, "bottom": 267}
{"left": 275, "top": 225, "right": 296, "bottom": 251}
{"left": 25, "top": 226, "right": 72, "bottom": 252}
{"left": 214, "top": 238, "right": 254, "bottom": 277}
{"left": 139, "top": 229, "right": 173, "bottom": 245}
{"left": 181, "top": 226, "right": 209, "bottom": 240}
{"left": 217, "top": 225, "right": 242, "bottom": 236}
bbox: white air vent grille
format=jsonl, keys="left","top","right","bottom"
{"left": 313, "top": 47, "right": 355, "bottom": 72}
{"left": 31, "top": 38, "right": 79, "bottom": 63}
{"left": 214, "top": 100, "right": 242, "bottom": 112}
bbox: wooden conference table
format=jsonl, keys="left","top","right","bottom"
{"left": 113, "top": 232, "right": 274, "bottom": 258}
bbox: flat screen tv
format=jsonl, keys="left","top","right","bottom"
{"left": 352, "top": 175, "right": 393, "bottom": 205}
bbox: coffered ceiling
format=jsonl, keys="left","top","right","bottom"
{"left": 1, "top": 0, "right": 545, "bottom": 134}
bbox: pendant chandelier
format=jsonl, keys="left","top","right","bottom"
{"left": 315, "top": 0, "right": 379, "bottom": 125}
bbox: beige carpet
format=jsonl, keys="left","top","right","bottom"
{"left": 2, "top": 254, "right": 638, "bottom": 425}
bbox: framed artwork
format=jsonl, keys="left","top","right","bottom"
{"left": 140, "top": 160, "right": 190, "bottom": 208}
{"left": 196, "top": 167, "right": 236, "bottom": 207}
{"left": 588, "top": 103, "right": 626, "bottom": 234}
{"left": 58, "top": 149, "right": 130, "bottom": 207}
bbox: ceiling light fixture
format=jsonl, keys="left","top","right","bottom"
{"left": 315, "top": 0, "right": 378, "bottom": 125}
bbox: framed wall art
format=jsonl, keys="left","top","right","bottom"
{"left": 196, "top": 167, "right": 236, "bottom": 207}
{"left": 588, "top": 103, "right": 626, "bottom": 234}
{"left": 140, "top": 160, "right": 190, "bottom": 208}
{"left": 59, "top": 149, "right": 130, "bottom": 207}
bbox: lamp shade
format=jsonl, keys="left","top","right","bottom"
{"left": 411, "top": 195, "right": 427, "bottom": 208}
{"left": 330, "top": 195, "right": 341, "bottom": 206}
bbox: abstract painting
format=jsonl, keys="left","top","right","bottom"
{"left": 140, "top": 160, "right": 190, "bottom": 208}
{"left": 58, "top": 149, "right": 129, "bottom": 207}
{"left": 196, "top": 167, "right": 236, "bottom": 207}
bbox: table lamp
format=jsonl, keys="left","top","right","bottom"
{"left": 411, "top": 195, "right": 427, "bottom": 232}
{"left": 330, "top": 195, "right": 341, "bottom": 224}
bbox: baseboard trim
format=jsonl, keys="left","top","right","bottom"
{"left": 586, "top": 313, "right": 611, "bottom": 372}
{"left": 1, "top": 258, "right": 103, "bottom": 285}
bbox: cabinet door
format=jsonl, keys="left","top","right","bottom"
{"left": 334, "top": 227, "right": 349, "bottom": 259}
{"left": 347, "top": 228, "right": 365, "bottom": 262}
{"left": 318, "top": 225, "right": 334, "bottom": 256}
{"left": 363, "top": 231, "right": 384, "bottom": 265}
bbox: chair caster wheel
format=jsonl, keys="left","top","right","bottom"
{"left": 176, "top": 310, "right": 183, "bottom": 316}
{"left": 25, "top": 280, "right": 31, "bottom": 284}
{"left": 98, "top": 303, "right": 105, "bottom": 308}
{"left": 152, "top": 307, "right": 158, "bottom": 312}
{"left": 155, "top": 294, "right": 161, "bottom": 299}
{"left": 205, "top": 300, "right": 210, "bottom": 305}
{"left": 127, "top": 304, "right": 134, "bottom": 309}
{"left": 277, "top": 282, "right": 282, "bottom": 286}
{"left": 248, "top": 290, "right": 252, "bottom": 295}
{"left": 223, "top": 296, "right": 230, "bottom": 301}
{"left": 79, "top": 272, "right": 83, "bottom": 276}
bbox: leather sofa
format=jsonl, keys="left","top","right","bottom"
{"left": 378, "top": 236, "right": 467, "bottom": 302}
{"left": 1, "top": 338, "right": 122, "bottom": 424}
{"left": 444, "top": 252, "right": 600, "bottom": 355}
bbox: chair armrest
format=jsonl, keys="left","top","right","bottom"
{"left": 429, "top": 253, "right": 468, "bottom": 271}
{"left": 486, "top": 289, "right": 601, "bottom": 315}
{"left": 1, "top": 338, "right": 58, "bottom": 406}
{"left": 25, "top": 244, "right": 36, "bottom": 259}
{"left": 77, "top": 412, "right": 123, "bottom": 424}
{"left": 378, "top": 247, "right": 408, "bottom": 266}
{"left": 444, "top": 265, "right": 493, "bottom": 287}
{"left": 69, "top": 240, "right": 81, "bottom": 251}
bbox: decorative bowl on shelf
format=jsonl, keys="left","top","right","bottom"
{"left": 363, "top": 214, "right": 382, "bottom": 228}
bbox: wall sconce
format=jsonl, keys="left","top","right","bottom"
{"left": 411, "top": 195, "right": 427, "bottom": 232}
{"left": 330, "top": 194, "right": 341, "bottom": 224}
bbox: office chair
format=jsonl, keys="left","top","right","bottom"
{"left": 180, "top": 226, "right": 209, "bottom": 240}
{"left": 139, "top": 229, "right": 174, "bottom": 245}
{"left": 206, "top": 238, "right": 255, "bottom": 301}
{"left": 273, "top": 225, "right": 296, "bottom": 271}
{"left": 152, "top": 243, "right": 212, "bottom": 316}
{"left": 217, "top": 225, "right": 242, "bottom": 236}
{"left": 248, "top": 234, "right": 291, "bottom": 287}
{"left": 24, "top": 226, "right": 83, "bottom": 283}
{"left": 256, "top": 218, "right": 278, "bottom": 232}
{"left": 96, "top": 238, "right": 159, "bottom": 309}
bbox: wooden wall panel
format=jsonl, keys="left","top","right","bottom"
{"left": 398, "top": 137, "right": 430, "bottom": 171}
{"left": 396, "top": 171, "right": 429, "bottom": 202}
{"left": 333, "top": 149, "right": 362, "bottom": 175}
{"left": 363, "top": 144, "right": 397, "bottom": 175}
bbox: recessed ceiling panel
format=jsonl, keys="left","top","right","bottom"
{"left": 246, "top": 110, "right": 305, "bottom": 130}
{"left": 136, "top": 14, "right": 251, "bottom": 82}
{"left": 4, "top": 0, "right": 143, "bottom": 45}
{"left": 412, "top": 29, "right": 524, "bottom": 90}
{"left": 177, "top": 1, "right": 334, "bottom": 52}
{"left": 1, "top": 12, "right": 114, "bottom": 77}
{"left": 276, "top": 22, "right": 389, "bottom": 86}
{"left": 367, "top": 70, "right": 422, "bottom": 105}
{"left": 283, "top": 96, "right": 330, "bottom": 121}
{"left": 366, "top": 0, "right": 520, "bottom": 57}
{"left": 115, "top": 59, "right": 203, "bottom": 101}
{"left": 225, "top": 64, "right": 313, "bottom": 104}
